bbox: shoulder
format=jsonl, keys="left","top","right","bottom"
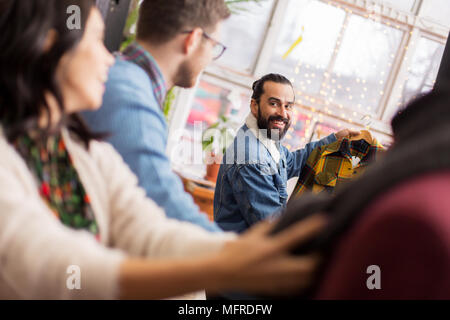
{"left": 109, "top": 58, "right": 150, "bottom": 86}
{"left": 66, "top": 130, "right": 128, "bottom": 178}
{"left": 102, "top": 58, "right": 163, "bottom": 119}
{"left": 0, "top": 132, "right": 24, "bottom": 171}
{"left": 105, "top": 58, "right": 154, "bottom": 104}
{"left": 88, "top": 139, "right": 125, "bottom": 168}
{"left": 365, "top": 172, "right": 450, "bottom": 219}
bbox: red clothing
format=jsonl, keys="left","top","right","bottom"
{"left": 316, "top": 172, "right": 450, "bottom": 299}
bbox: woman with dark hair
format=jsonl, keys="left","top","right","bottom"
{"left": 0, "top": 0, "right": 324, "bottom": 299}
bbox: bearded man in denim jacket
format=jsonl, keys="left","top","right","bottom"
{"left": 214, "top": 74, "right": 359, "bottom": 233}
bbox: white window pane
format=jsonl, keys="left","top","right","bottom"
{"left": 381, "top": 0, "right": 416, "bottom": 12}
{"left": 269, "top": 0, "right": 346, "bottom": 94}
{"left": 330, "top": 15, "right": 403, "bottom": 114}
{"left": 400, "top": 37, "right": 445, "bottom": 104}
{"left": 420, "top": 0, "right": 450, "bottom": 26}
{"left": 216, "top": 0, "right": 274, "bottom": 72}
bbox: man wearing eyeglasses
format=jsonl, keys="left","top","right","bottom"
{"left": 82, "top": 0, "right": 229, "bottom": 233}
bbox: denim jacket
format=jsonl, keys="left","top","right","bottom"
{"left": 82, "top": 57, "right": 220, "bottom": 232}
{"left": 214, "top": 122, "right": 336, "bottom": 233}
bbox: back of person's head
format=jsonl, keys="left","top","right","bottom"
{"left": 0, "top": 0, "right": 103, "bottom": 146}
{"left": 251, "top": 73, "right": 293, "bottom": 102}
{"left": 391, "top": 89, "right": 450, "bottom": 144}
{"left": 137, "top": 0, "right": 231, "bottom": 44}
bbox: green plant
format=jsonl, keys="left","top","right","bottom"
{"left": 202, "top": 115, "right": 236, "bottom": 156}
{"left": 120, "top": 0, "right": 140, "bottom": 51}
{"left": 163, "top": 87, "right": 176, "bottom": 122}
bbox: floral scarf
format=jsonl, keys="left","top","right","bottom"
{"left": 14, "top": 132, "right": 100, "bottom": 240}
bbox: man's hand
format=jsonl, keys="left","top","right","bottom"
{"left": 335, "top": 129, "right": 361, "bottom": 141}
{"left": 214, "top": 214, "right": 326, "bottom": 296}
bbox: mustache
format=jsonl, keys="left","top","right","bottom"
{"left": 268, "top": 115, "right": 289, "bottom": 124}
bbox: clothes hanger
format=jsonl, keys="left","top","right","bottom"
{"left": 348, "top": 130, "right": 375, "bottom": 145}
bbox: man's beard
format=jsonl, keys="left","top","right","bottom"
{"left": 257, "top": 106, "right": 291, "bottom": 141}
{"left": 174, "top": 59, "right": 199, "bottom": 88}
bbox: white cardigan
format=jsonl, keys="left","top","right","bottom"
{"left": 0, "top": 128, "right": 235, "bottom": 299}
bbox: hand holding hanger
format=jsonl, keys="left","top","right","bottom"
{"left": 334, "top": 128, "right": 361, "bottom": 141}
{"left": 348, "top": 130, "right": 375, "bottom": 144}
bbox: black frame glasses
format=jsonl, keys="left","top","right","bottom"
{"left": 182, "top": 30, "right": 227, "bottom": 60}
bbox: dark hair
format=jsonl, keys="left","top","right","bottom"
{"left": 251, "top": 73, "right": 294, "bottom": 103}
{"left": 0, "top": 0, "right": 100, "bottom": 147}
{"left": 391, "top": 90, "right": 450, "bottom": 144}
{"left": 137, "top": 0, "right": 231, "bottom": 44}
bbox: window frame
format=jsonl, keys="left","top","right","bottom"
{"left": 169, "top": 0, "right": 449, "bottom": 146}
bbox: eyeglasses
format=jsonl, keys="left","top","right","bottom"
{"left": 181, "top": 30, "right": 227, "bottom": 60}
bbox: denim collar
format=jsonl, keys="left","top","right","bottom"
{"left": 245, "top": 113, "right": 281, "bottom": 164}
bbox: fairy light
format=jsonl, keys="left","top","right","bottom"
{"left": 282, "top": 0, "right": 412, "bottom": 142}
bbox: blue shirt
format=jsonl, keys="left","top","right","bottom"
{"left": 214, "top": 124, "right": 336, "bottom": 233}
{"left": 82, "top": 45, "right": 220, "bottom": 232}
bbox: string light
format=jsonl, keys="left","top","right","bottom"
{"left": 280, "top": 0, "right": 422, "bottom": 146}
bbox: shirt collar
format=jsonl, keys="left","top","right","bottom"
{"left": 322, "top": 138, "right": 383, "bottom": 163}
{"left": 245, "top": 112, "right": 281, "bottom": 164}
{"left": 118, "top": 42, "right": 168, "bottom": 110}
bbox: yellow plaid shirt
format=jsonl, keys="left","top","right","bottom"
{"left": 290, "top": 137, "right": 385, "bottom": 200}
